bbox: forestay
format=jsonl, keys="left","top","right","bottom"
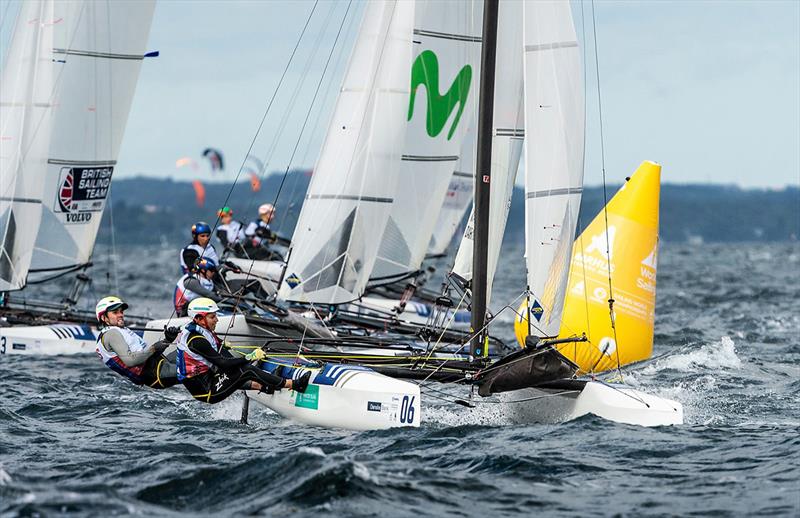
{"left": 522, "top": 0, "right": 584, "bottom": 337}
{"left": 280, "top": 0, "right": 414, "bottom": 304}
{"left": 451, "top": 0, "right": 524, "bottom": 306}
{"left": 371, "top": 0, "right": 482, "bottom": 282}
{"left": 29, "top": 0, "right": 156, "bottom": 273}
{"left": 0, "top": 0, "right": 56, "bottom": 290}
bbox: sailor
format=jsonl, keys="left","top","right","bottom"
{"left": 244, "top": 203, "right": 283, "bottom": 260}
{"left": 180, "top": 221, "right": 219, "bottom": 274}
{"left": 215, "top": 206, "right": 246, "bottom": 255}
{"left": 95, "top": 296, "right": 181, "bottom": 389}
{"left": 177, "top": 298, "right": 311, "bottom": 404}
{"left": 174, "top": 258, "right": 223, "bottom": 317}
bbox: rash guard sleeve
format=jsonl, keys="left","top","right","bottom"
{"left": 183, "top": 277, "right": 222, "bottom": 302}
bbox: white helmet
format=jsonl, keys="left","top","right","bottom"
{"left": 188, "top": 297, "right": 220, "bottom": 318}
{"left": 258, "top": 203, "right": 275, "bottom": 215}
{"left": 95, "top": 296, "right": 128, "bottom": 321}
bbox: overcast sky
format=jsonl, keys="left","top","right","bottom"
{"left": 2, "top": 0, "right": 798, "bottom": 188}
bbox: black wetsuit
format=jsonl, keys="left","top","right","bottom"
{"left": 181, "top": 330, "right": 285, "bottom": 404}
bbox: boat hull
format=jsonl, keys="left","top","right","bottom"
{"left": 0, "top": 323, "right": 98, "bottom": 355}
{"left": 248, "top": 363, "right": 421, "bottom": 431}
{"left": 502, "top": 381, "right": 683, "bottom": 427}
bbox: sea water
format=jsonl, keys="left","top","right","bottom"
{"left": 1, "top": 242, "right": 798, "bottom": 516}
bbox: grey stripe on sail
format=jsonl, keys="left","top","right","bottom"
{"left": 402, "top": 155, "right": 459, "bottom": 162}
{"left": 0, "top": 102, "right": 54, "bottom": 108}
{"left": 526, "top": 187, "right": 583, "bottom": 199}
{"left": 452, "top": 171, "right": 473, "bottom": 179}
{"left": 52, "top": 48, "right": 145, "bottom": 61}
{"left": 47, "top": 159, "right": 116, "bottom": 166}
{"left": 525, "top": 41, "right": 579, "bottom": 53}
{"left": 496, "top": 128, "right": 525, "bottom": 137}
{"left": 413, "top": 29, "right": 481, "bottom": 43}
{"left": 307, "top": 194, "right": 393, "bottom": 203}
{"left": 0, "top": 197, "right": 41, "bottom": 204}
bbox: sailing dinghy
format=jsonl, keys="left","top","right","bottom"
{"left": 235, "top": 0, "right": 682, "bottom": 429}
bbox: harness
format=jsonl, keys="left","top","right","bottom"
{"left": 95, "top": 327, "right": 149, "bottom": 384}
{"left": 176, "top": 322, "right": 222, "bottom": 381}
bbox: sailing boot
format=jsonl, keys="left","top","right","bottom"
{"left": 292, "top": 371, "right": 312, "bottom": 393}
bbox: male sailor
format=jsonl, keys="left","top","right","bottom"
{"left": 215, "top": 206, "right": 246, "bottom": 256}
{"left": 174, "top": 258, "right": 223, "bottom": 317}
{"left": 177, "top": 298, "right": 311, "bottom": 404}
{"left": 180, "top": 221, "right": 219, "bottom": 273}
{"left": 244, "top": 203, "right": 284, "bottom": 260}
{"left": 95, "top": 296, "right": 181, "bottom": 389}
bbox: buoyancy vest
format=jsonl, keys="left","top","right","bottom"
{"left": 180, "top": 243, "right": 219, "bottom": 273}
{"left": 176, "top": 322, "right": 222, "bottom": 381}
{"left": 96, "top": 327, "right": 150, "bottom": 384}
{"left": 174, "top": 273, "right": 215, "bottom": 313}
{"left": 218, "top": 220, "right": 245, "bottom": 245}
{"left": 245, "top": 220, "right": 272, "bottom": 246}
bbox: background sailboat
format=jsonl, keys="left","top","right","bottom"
{"left": 0, "top": 0, "right": 157, "bottom": 355}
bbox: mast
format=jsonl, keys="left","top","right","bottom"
{"left": 471, "top": 0, "right": 499, "bottom": 358}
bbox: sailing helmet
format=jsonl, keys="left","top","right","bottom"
{"left": 258, "top": 203, "right": 274, "bottom": 215}
{"left": 191, "top": 221, "right": 212, "bottom": 236}
{"left": 95, "top": 296, "right": 128, "bottom": 321}
{"left": 188, "top": 298, "right": 220, "bottom": 318}
{"left": 217, "top": 206, "right": 233, "bottom": 217}
{"left": 192, "top": 257, "right": 217, "bottom": 273}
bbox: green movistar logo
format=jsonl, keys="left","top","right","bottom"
{"left": 407, "top": 50, "right": 472, "bottom": 140}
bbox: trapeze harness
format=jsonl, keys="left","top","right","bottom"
{"left": 96, "top": 327, "right": 148, "bottom": 384}
{"left": 176, "top": 322, "right": 285, "bottom": 404}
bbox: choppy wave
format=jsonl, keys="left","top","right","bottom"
{"left": 2, "top": 242, "right": 799, "bottom": 516}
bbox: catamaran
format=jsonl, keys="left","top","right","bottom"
{"left": 0, "top": 0, "right": 156, "bottom": 355}
{"left": 215, "top": 0, "right": 683, "bottom": 429}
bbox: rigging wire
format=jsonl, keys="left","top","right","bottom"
{"left": 590, "top": 0, "right": 623, "bottom": 379}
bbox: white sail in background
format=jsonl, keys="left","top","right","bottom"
{"left": 280, "top": 0, "right": 415, "bottom": 304}
{"left": 451, "top": 0, "right": 524, "bottom": 306}
{"left": 427, "top": 126, "right": 475, "bottom": 257}
{"left": 0, "top": 0, "right": 56, "bottom": 290}
{"left": 522, "top": 0, "right": 585, "bottom": 337}
{"left": 371, "top": 0, "right": 483, "bottom": 282}
{"left": 28, "top": 0, "right": 156, "bottom": 273}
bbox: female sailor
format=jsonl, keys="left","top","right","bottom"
{"left": 177, "top": 298, "right": 311, "bottom": 404}
{"left": 180, "top": 221, "right": 219, "bottom": 273}
{"left": 215, "top": 206, "right": 246, "bottom": 256}
{"left": 95, "top": 296, "right": 181, "bottom": 389}
{"left": 174, "top": 258, "right": 223, "bottom": 317}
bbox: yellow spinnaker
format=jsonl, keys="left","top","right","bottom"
{"left": 514, "top": 160, "right": 661, "bottom": 374}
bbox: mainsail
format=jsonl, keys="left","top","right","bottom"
{"left": 29, "top": 0, "right": 156, "bottom": 273}
{"left": 450, "top": 0, "right": 524, "bottom": 306}
{"left": 280, "top": 0, "right": 415, "bottom": 304}
{"left": 0, "top": 0, "right": 56, "bottom": 290}
{"left": 371, "top": 0, "right": 483, "bottom": 282}
{"left": 522, "top": 0, "right": 584, "bottom": 337}
{"left": 426, "top": 126, "right": 475, "bottom": 257}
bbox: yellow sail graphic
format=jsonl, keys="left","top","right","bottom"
{"left": 514, "top": 160, "right": 661, "bottom": 373}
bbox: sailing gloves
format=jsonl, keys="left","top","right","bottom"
{"left": 245, "top": 348, "right": 268, "bottom": 362}
{"left": 164, "top": 326, "right": 181, "bottom": 343}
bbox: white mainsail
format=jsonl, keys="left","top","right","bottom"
{"left": 0, "top": 0, "right": 56, "bottom": 290}
{"left": 29, "top": 0, "right": 156, "bottom": 273}
{"left": 522, "top": 0, "right": 585, "bottom": 337}
{"left": 371, "top": 0, "right": 483, "bottom": 282}
{"left": 451, "top": 0, "right": 524, "bottom": 306}
{"left": 427, "top": 126, "right": 475, "bottom": 257}
{"left": 280, "top": 0, "right": 415, "bottom": 304}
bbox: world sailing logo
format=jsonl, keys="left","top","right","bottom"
{"left": 407, "top": 50, "right": 472, "bottom": 140}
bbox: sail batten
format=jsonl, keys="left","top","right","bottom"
{"left": 29, "top": 0, "right": 156, "bottom": 273}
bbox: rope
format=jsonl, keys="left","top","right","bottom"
{"left": 590, "top": 0, "right": 623, "bottom": 379}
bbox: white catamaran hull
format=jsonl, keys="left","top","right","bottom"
{"left": 502, "top": 381, "right": 683, "bottom": 427}
{"left": 225, "top": 258, "right": 284, "bottom": 295}
{"left": 248, "top": 364, "right": 421, "bottom": 431}
{"left": 349, "top": 296, "right": 471, "bottom": 331}
{"left": 0, "top": 324, "right": 98, "bottom": 356}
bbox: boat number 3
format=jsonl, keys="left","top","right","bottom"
{"left": 1, "top": 337, "right": 6, "bottom": 354}
{"left": 400, "top": 395, "right": 416, "bottom": 424}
